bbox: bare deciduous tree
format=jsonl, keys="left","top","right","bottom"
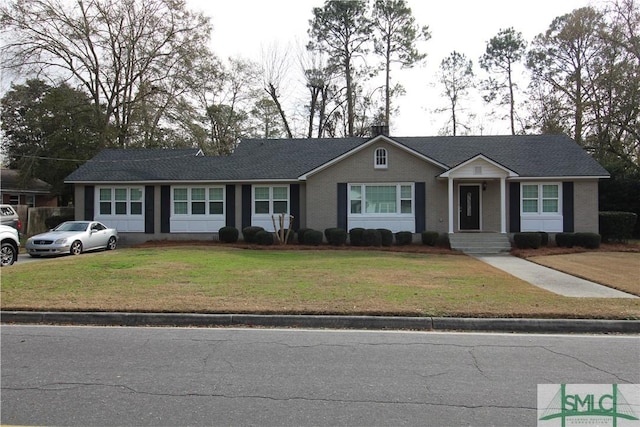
{"left": 1, "top": 0, "right": 212, "bottom": 148}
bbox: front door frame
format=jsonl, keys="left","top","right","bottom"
{"left": 458, "top": 184, "right": 482, "bottom": 231}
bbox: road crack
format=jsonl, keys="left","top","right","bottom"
{"left": 2, "top": 382, "right": 537, "bottom": 411}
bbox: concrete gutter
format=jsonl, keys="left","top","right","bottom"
{"left": 1, "top": 311, "right": 638, "bottom": 334}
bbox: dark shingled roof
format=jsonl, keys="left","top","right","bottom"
{"left": 1, "top": 168, "right": 52, "bottom": 192}
{"left": 65, "top": 135, "right": 609, "bottom": 183}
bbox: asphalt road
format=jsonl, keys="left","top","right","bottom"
{"left": 2, "top": 325, "right": 638, "bottom": 426}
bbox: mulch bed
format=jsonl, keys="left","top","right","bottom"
{"left": 131, "top": 239, "right": 462, "bottom": 255}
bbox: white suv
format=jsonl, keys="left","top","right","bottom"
{"left": 0, "top": 224, "right": 20, "bottom": 266}
{"left": 0, "top": 204, "right": 22, "bottom": 232}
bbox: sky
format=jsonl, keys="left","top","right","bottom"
{"left": 187, "top": 0, "right": 600, "bottom": 137}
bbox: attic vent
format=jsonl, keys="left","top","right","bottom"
{"left": 474, "top": 166, "right": 482, "bottom": 175}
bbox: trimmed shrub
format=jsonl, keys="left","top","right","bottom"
{"left": 304, "top": 229, "right": 323, "bottom": 246}
{"left": 255, "top": 230, "right": 274, "bottom": 246}
{"left": 395, "top": 231, "right": 413, "bottom": 246}
{"left": 555, "top": 232, "right": 575, "bottom": 248}
{"left": 325, "top": 228, "right": 347, "bottom": 246}
{"left": 242, "top": 226, "right": 264, "bottom": 243}
{"left": 538, "top": 232, "right": 549, "bottom": 247}
{"left": 513, "top": 232, "right": 542, "bottom": 249}
{"left": 362, "top": 229, "right": 382, "bottom": 247}
{"left": 574, "top": 232, "right": 601, "bottom": 249}
{"left": 297, "top": 228, "right": 312, "bottom": 244}
{"left": 45, "top": 215, "right": 75, "bottom": 229}
{"left": 436, "top": 233, "right": 451, "bottom": 249}
{"left": 349, "top": 228, "right": 365, "bottom": 246}
{"left": 377, "top": 228, "right": 393, "bottom": 247}
{"left": 218, "top": 226, "right": 239, "bottom": 243}
{"left": 276, "top": 229, "right": 295, "bottom": 244}
{"left": 421, "top": 231, "right": 439, "bottom": 246}
{"left": 599, "top": 211, "right": 637, "bottom": 242}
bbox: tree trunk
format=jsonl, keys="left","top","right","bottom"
{"left": 385, "top": 37, "right": 391, "bottom": 128}
{"left": 308, "top": 86, "right": 319, "bottom": 139}
{"left": 345, "top": 56, "right": 354, "bottom": 137}
{"left": 266, "top": 83, "right": 293, "bottom": 138}
{"left": 508, "top": 62, "right": 515, "bottom": 135}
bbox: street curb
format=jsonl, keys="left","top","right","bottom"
{"left": 1, "top": 311, "right": 639, "bottom": 333}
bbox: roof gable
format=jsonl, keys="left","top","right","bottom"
{"left": 298, "top": 135, "right": 448, "bottom": 180}
{"left": 439, "top": 154, "right": 519, "bottom": 178}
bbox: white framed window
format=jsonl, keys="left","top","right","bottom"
{"left": 251, "top": 185, "right": 290, "bottom": 231}
{"left": 520, "top": 182, "right": 562, "bottom": 232}
{"left": 96, "top": 186, "right": 145, "bottom": 232}
{"left": 253, "top": 186, "right": 289, "bottom": 215}
{"left": 172, "top": 186, "right": 225, "bottom": 216}
{"left": 347, "top": 183, "right": 415, "bottom": 232}
{"left": 374, "top": 147, "right": 388, "bottom": 169}
{"left": 349, "top": 184, "right": 413, "bottom": 215}
{"left": 169, "top": 186, "right": 225, "bottom": 233}
{"left": 98, "top": 187, "right": 143, "bottom": 216}
{"left": 521, "top": 183, "right": 560, "bottom": 215}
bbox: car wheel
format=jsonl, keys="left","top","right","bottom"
{"left": 0, "top": 242, "right": 17, "bottom": 266}
{"left": 107, "top": 236, "right": 117, "bottom": 251}
{"left": 70, "top": 240, "right": 83, "bottom": 255}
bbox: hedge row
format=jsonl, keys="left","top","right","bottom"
{"left": 513, "top": 232, "right": 549, "bottom": 249}
{"left": 513, "top": 231, "right": 601, "bottom": 249}
{"left": 555, "top": 232, "right": 601, "bottom": 249}
{"left": 599, "top": 211, "right": 637, "bottom": 243}
{"left": 217, "top": 226, "right": 449, "bottom": 247}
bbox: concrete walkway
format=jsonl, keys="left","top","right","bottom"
{"left": 473, "top": 254, "right": 638, "bottom": 298}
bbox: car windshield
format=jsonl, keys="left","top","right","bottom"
{"left": 55, "top": 222, "right": 89, "bottom": 232}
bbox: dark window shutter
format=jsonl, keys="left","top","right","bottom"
{"left": 563, "top": 182, "right": 574, "bottom": 232}
{"left": 414, "top": 182, "right": 426, "bottom": 233}
{"left": 290, "top": 184, "right": 300, "bottom": 231}
{"left": 225, "top": 185, "right": 236, "bottom": 227}
{"left": 160, "top": 185, "right": 170, "bottom": 233}
{"left": 337, "top": 183, "right": 347, "bottom": 230}
{"left": 145, "top": 186, "right": 154, "bottom": 234}
{"left": 242, "top": 185, "right": 252, "bottom": 230}
{"left": 509, "top": 182, "right": 520, "bottom": 233}
{"left": 84, "top": 186, "right": 94, "bottom": 220}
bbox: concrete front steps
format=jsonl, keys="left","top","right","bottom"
{"left": 449, "top": 233, "right": 512, "bottom": 254}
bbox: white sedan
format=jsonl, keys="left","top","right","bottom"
{"left": 25, "top": 221, "right": 118, "bottom": 257}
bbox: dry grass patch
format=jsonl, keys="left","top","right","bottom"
{"left": 528, "top": 252, "right": 640, "bottom": 296}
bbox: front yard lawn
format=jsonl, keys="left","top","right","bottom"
{"left": 527, "top": 252, "right": 640, "bottom": 296}
{"left": 1, "top": 246, "right": 638, "bottom": 319}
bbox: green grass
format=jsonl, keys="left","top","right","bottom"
{"left": 2, "top": 247, "right": 639, "bottom": 319}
